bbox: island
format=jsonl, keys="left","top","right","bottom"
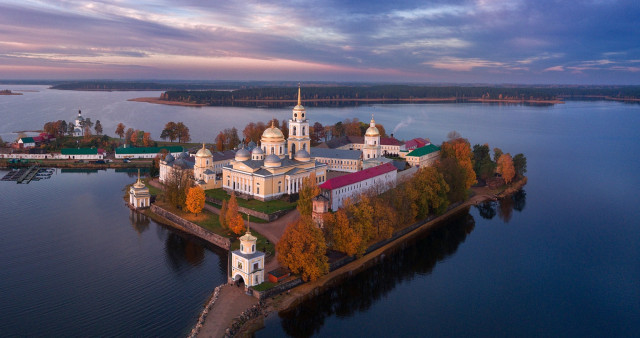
{"left": 0, "top": 89, "right": 23, "bottom": 95}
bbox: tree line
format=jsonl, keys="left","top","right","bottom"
{"left": 276, "top": 133, "right": 527, "bottom": 282}
{"left": 161, "top": 85, "right": 640, "bottom": 106}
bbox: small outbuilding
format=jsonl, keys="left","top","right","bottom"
{"left": 129, "top": 170, "right": 150, "bottom": 209}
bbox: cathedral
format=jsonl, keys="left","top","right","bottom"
{"left": 222, "top": 87, "right": 327, "bottom": 201}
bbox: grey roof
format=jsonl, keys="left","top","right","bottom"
{"left": 311, "top": 147, "right": 362, "bottom": 160}
{"left": 264, "top": 154, "right": 281, "bottom": 164}
{"left": 232, "top": 250, "right": 265, "bottom": 260}
{"left": 212, "top": 150, "right": 236, "bottom": 161}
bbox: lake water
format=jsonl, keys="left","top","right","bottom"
{"left": 1, "top": 86, "right": 639, "bottom": 336}
{"left": 0, "top": 169, "right": 228, "bottom": 337}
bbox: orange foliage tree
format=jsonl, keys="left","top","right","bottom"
{"left": 324, "top": 209, "right": 360, "bottom": 256}
{"left": 440, "top": 137, "right": 477, "bottom": 191}
{"left": 497, "top": 153, "right": 515, "bottom": 184}
{"left": 219, "top": 200, "right": 228, "bottom": 229}
{"left": 276, "top": 217, "right": 329, "bottom": 282}
{"left": 344, "top": 195, "right": 375, "bottom": 256}
{"left": 185, "top": 186, "right": 205, "bottom": 216}
{"left": 297, "top": 172, "right": 320, "bottom": 218}
{"left": 226, "top": 192, "right": 245, "bottom": 234}
{"left": 372, "top": 198, "right": 396, "bottom": 240}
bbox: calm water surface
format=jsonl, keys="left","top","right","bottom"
{"left": 1, "top": 87, "right": 639, "bottom": 336}
{"left": 0, "top": 169, "right": 228, "bottom": 337}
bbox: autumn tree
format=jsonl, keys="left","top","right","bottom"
{"left": 440, "top": 137, "right": 476, "bottom": 191}
{"left": 164, "top": 168, "right": 194, "bottom": 209}
{"left": 372, "top": 197, "right": 396, "bottom": 239}
{"left": 115, "top": 123, "right": 126, "bottom": 139}
{"left": 376, "top": 124, "right": 387, "bottom": 137}
{"left": 142, "top": 132, "right": 152, "bottom": 147}
{"left": 311, "top": 122, "right": 325, "bottom": 146}
{"left": 226, "top": 192, "right": 245, "bottom": 234}
{"left": 436, "top": 158, "right": 468, "bottom": 203}
{"left": 513, "top": 153, "right": 527, "bottom": 178}
{"left": 125, "top": 128, "right": 135, "bottom": 145}
{"left": 219, "top": 200, "right": 228, "bottom": 229}
{"left": 94, "top": 120, "right": 103, "bottom": 135}
{"left": 497, "top": 153, "right": 515, "bottom": 184}
{"left": 297, "top": 173, "right": 320, "bottom": 217}
{"left": 215, "top": 132, "right": 226, "bottom": 151}
{"left": 224, "top": 127, "right": 240, "bottom": 149}
{"left": 412, "top": 166, "right": 450, "bottom": 218}
{"left": 280, "top": 119, "right": 289, "bottom": 138}
{"left": 324, "top": 209, "right": 359, "bottom": 256}
{"left": 176, "top": 122, "right": 191, "bottom": 143}
{"left": 344, "top": 118, "right": 362, "bottom": 137}
{"left": 185, "top": 186, "right": 205, "bottom": 216}
{"left": 344, "top": 195, "right": 375, "bottom": 256}
{"left": 277, "top": 216, "right": 329, "bottom": 282}
{"left": 162, "top": 122, "right": 178, "bottom": 142}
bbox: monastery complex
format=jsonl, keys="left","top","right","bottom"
{"left": 158, "top": 87, "right": 441, "bottom": 211}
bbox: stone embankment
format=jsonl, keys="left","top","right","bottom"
{"left": 188, "top": 285, "right": 223, "bottom": 338}
{"left": 150, "top": 205, "right": 231, "bottom": 250}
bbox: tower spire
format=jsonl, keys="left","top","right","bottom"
{"left": 297, "top": 84, "right": 301, "bottom": 106}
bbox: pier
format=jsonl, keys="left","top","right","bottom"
{"left": 1, "top": 165, "right": 53, "bottom": 183}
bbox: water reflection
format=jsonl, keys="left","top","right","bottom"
{"left": 276, "top": 210, "right": 475, "bottom": 338}
{"left": 129, "top": 210, "right": 150, "bottom": 234}
{"left": 475, "top": 189, "right": 526, "bottom": 223}
{"left": 165, "top": 232, "right": 206, "bottom": 270}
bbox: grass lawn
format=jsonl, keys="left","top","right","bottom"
{"left": 252, "top": 281, "right": 277, "bottom": 291}
{"left": 153, "top": 200, "right": 274, "bottom": 253}
{"left": 205, "top": 188, "right": 296, "bottom": 214}
{"left": 143, "top": 178, "right": 163, "bottom": 196}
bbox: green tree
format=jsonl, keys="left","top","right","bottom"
{"left": 436, "top": 158, "right": 468, "bottom": 203}
{"left": 473, "top": 144, "right": 496, "bottom": 181}
{"left": 513, "top": 153, "right": 527, "bottom": 178}
{"left": 493, "top": 147, "right": 503, "bottom": 163}
{"left": 94, "top": 120, "right": 103, "bottom": 135}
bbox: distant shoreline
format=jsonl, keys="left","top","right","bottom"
{"left": 129, "top": 95, "right": 564, "bottom": 107}
{"left": 127, "top": 97, "right": 207, "bottom": 106}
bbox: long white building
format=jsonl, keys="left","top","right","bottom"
{"left": 319, "top": 162, "right": 397, "bottom": 211}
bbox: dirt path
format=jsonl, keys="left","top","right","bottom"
{"left": 197, "top": 284, "right": 258, "bottom": 338}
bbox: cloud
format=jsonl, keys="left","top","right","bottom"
{"left": 0, "top": 0, "right": 638, "bottom": 83}
{"left": 544, "top": 66, "right": 565, "bottom": 72}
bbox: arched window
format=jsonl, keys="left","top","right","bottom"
{"left": 293, "top": 126, "right": 297, "bottom": 136}
{"left": 238, "top": 261, "right": 242, "bottom": 269}
{"left": 302, "top": 126, "right": 306, "bottom": 135}
{"left": 271, "top": 147, "right": 274, "bottom": 154}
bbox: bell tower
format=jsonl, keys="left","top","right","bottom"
{"left": 287, "top": 85, "right": 311, "bottom": 156}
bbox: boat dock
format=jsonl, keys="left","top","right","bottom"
{"left": 1, "top": 166, "right": 53, "bottom": 183}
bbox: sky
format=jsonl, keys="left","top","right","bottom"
{"left": 0, "top": 0, "right": 638, "bottom": 84}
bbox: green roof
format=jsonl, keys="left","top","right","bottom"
{"left": 20, "top": 137, "right": 35, "bottom": 143}
{"left": 406, "top": 144, "right": 441, "bottom": 157}
{"left": 115, "top": 146, "right": 183, "bottom": 155}
{"left": 61, "top": 148, "right": 98, "bottom": 155}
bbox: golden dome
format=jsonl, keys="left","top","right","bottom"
{"left": 261, "top": 122, "right": 285, "bottom": 141}
{"left": 365, "top": 126, "right": 380, "bottom": 137}
{"left": 196, "top": 143, "right": 212, "bottom": 157}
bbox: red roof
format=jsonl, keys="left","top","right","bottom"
{"left": 404, "top": 138, "right": 429, "bottom": 150}
{"left": 319, "top": 163, "right": 397, "bottom": 190}
{"left": 380, "top": 137, "right": 403, "bottom": 146}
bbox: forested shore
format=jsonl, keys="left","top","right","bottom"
{"left": 159, "top": 85, "right": 640, "bottom": 107}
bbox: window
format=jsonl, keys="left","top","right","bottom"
{"left": 253, "top": 262, "right": 258, "bottom": 271}
{"left": 257, "top": 187, "right": 259, "bottom": 194}
{"left": 252, "top": 245, "right": 255, "bottom": 252}
{"left": 237, "top": 261, "right": 242, "bottom": 269}
{"left": 293, "top": 126, "right": 297, "bottom": 135}
{"left": 302, "top": 126, "right": 306, "bottom": 135}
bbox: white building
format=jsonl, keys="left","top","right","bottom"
{"left": 230, "top": 228, "right": 265, "bottom": 288}
{"left": 73, "top": 110, "right": 84, "bottom": 137}
{"left": 115, "top": 146, "right": 184, "bottom": 159}
{"left": 405, "top": 144, "right": 441, "bottom": 168}
{"left": 319, "top": 162, "right": 397, "bottom": 211}
{"left": 129, "top": 170, "right": 150, "bottom": 209}
{"left": 18, "top": 137, "right": 36, "bottom": 148}
{"left": 362, "top": 115, "right": 382, "bottom": 160}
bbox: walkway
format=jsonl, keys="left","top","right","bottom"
{"left": 197, "top": 284, "right": 258, "bottom": 338}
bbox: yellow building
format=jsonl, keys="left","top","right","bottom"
{"left": 222, "top": 87, "right": 327, "bottom": 201}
